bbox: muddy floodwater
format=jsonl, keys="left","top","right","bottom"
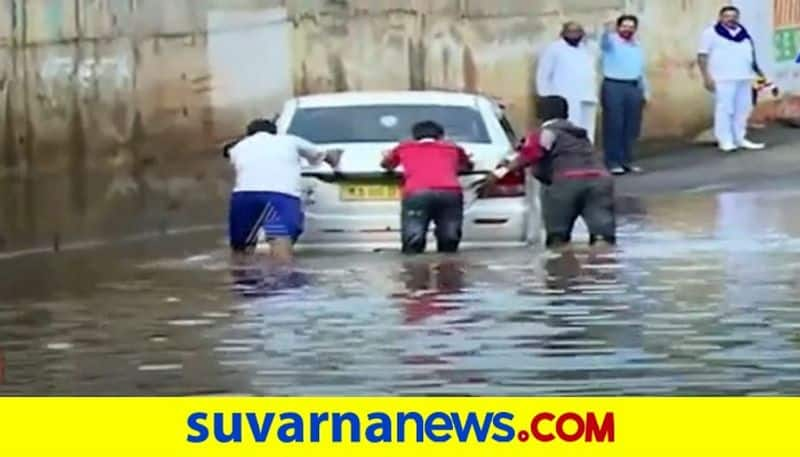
{"left": 2, "top": 188, "right": 800, "bottom": 395}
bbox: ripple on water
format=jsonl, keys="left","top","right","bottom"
{"left": 168, "top": 319, "right": 215, "bottom": 327}
{"left": 7, "top": 189, "right": 800, "bottom": 395}
{"left": 138, "top": 364, "right": 183, "bottom": 372}
{"left": 202, "top": 312, "right": 232, "bottom": 319}
{"left": 46, "top": 343, "right": 73, "bottom": 351}
{"left": 213, "top": 346, "right": 254, "bottom": 353}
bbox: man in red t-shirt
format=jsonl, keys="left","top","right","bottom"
{"left": 381, "top": 121, "right": 473, "bottom": 254}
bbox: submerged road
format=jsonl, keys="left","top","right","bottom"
{"left": 1, "top": 128, "right": 800, "bottom": 395}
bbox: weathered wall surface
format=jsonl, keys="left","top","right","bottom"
{"left": 292, "top": 0, "right": 727, "bottom": 138}
{"left": 0, "top": 0, "right": 292, "bottom": 251}
{"left": 4, "top": 0, "right": 780, "bottom": 179}
{"left": 1, "top": 0, "right": 798, "bottom": 253}
{"left": 1, "top": 0, "right": 291, "bottom": 176}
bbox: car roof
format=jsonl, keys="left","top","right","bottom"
{"left": 293, "top": 90, "right": 492, "bottom": 109}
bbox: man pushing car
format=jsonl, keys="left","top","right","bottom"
{"left": 482, "top": 95, "right": 616, "bottom": 249}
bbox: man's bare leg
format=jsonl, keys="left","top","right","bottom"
{"left": 589, "top": 234, "right": 616, "bottom": 249}
{"left": 546, "top": 233, "right": 572, "bottom": 253}
{"left": 231, "top": 247, "right": 255, "bottom": 265}
{"left": 269, "top": 237, "right": 294, "bottom": 264}
{"left": 589, "top": 240, "right": 615, "bottom": 256}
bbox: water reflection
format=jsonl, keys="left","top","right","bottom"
{"left": 542, "top": 248, "right": 620, "bottom": 292}
{"left": 0, "top": 160, "right": 229, "bottom": 254}
{"left": 2, "top": 190, "right": 800, "bottom": 395}
{"left": 230, "top": 260, "right": 312, "bottom": 298}
{"left": 397, "top": 260, "right": 465, "bottom": 325}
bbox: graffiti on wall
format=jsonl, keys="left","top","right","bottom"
{"left": 773, "top": 0, "right": 800, "bottom": 62}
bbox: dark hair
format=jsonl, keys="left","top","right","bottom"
{"left": 561, "top": 21, "right": 583, "bottom": 34}
{"left": 246, "top": 118, "right": 277, "bottom": 136}
{"left": 617, "top": 14, "right": 639, "bottom": 27}
{"left": 719, "top": 5, "right": 739, "bottom": 15}
{"left": 411, "top": 120, "right": 445, "bottom": 140}
{"left": 536, "top": 96, "right": 569, "bottom": 122}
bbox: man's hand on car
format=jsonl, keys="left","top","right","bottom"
{"left": 324, "top": 149, "right": 344, "bottom": 168}
{"left": 475, "top": 161, "right": 513, "bottom": 197}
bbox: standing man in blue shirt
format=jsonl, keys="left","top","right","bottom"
{"left": 600, "top": 14, "right": 649, "bottom": 175}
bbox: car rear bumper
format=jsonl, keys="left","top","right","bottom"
{"left": 294, "top": 196, "right": 539, "bottom": 250}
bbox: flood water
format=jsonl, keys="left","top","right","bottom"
{"left": 2, "top": 188, "right": 800, "bottom": 395}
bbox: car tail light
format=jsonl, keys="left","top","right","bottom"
{"left": 479, "top": 169, "right": 526, "bottom": 198}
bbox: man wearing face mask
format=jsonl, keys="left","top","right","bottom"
{"left": 698, "top": 5, "right": 766, "bottom": 152}
{"left": 600, "top": 14, "right": 649, "bottom": 175}
{"left": 536, "top": 21, "right": 599, "bottom": 143}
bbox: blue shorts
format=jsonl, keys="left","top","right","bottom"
{"left": 228, "top": 191, "right": 304, "bottom": 251}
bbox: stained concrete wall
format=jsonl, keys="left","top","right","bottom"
{"left": 1, "top": 0, "right": 291, "bottom": 176}
{"left": 1, "top": 0, "right": 797, "bottom": 252}
{"left": 0, "top": 0, "right": 291, "bottom": 251}
{"left": 291, "top": 0, "right": 733, "bottom": 139}
{"left": 0, "top": 0, "right": 767, "bottom": 180}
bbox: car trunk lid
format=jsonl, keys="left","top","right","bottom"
{"left": 299, "top": 142, "right": 504, "bottom": 219}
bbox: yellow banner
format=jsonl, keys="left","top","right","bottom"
{"left": 0, "top": 398, "right": 797, "bottom": 456}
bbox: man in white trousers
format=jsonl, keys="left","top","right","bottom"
{"left": 536, "top": 21, "right": 599, "bottom": 143}
{"left": 698, "top": 5, "right": 765, "bottom": 152}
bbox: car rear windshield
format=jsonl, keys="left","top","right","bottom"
{"left": 287, "top": 104, "right": 491, "bottom": 144}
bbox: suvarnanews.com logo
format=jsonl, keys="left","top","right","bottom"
{"left": 186, "top": 410, "right": 615, "bottom": 444}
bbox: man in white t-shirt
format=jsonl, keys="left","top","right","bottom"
{"left": 224, "top": 119, "right": 341, "bottom": 261}
{"left": 536, "top": 21, "right": 599, "bottom": 143}
{"left": 698, "top": 5, "right": 766, "bottom": 152}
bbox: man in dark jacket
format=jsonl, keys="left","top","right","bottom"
{"left": 483, "top": 95, "right": 616, "bottom": 248}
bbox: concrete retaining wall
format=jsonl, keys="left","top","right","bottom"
{"left": 291, "top": 0, "right": 738, "bottom": 139}
{"left": 1, "top": 0, "right": 798, "bottom": 252}
{"left": 3, "top": 0, "right": 797, "bottom": 177}
{"left": 0, "top": 0, "right": 292, "bottom": 251}
{"left": 0, "top": 0, "right": 291, "bottom": 177}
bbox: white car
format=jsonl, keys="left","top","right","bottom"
{"left": 275, "top": 90, "right": 542, "bottom": 251}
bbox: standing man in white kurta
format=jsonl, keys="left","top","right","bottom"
{"left": 536, "top": 21, "right": 599, "bottom": 143}
{"left": 698, "top": 5, "right": 766, "bottom": 152}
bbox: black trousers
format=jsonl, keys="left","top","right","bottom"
{"left": 541, "top": 177, "right": 616, "bottom": 247}
{"left": 401, "top": 190, "right": 464, "bottom": 254}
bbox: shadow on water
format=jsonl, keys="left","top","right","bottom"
{"left": 229, "top": 259, "right": 313, "bottom": 299}
{"left": 2, "top": 189, "right": 800, "bottom": 395}
{"left": 396, "top": 260, "right": 466, "bottom": 325}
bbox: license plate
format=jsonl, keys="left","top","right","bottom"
{"left": 339, "top": 183, "right": 400, "bottom": 201}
